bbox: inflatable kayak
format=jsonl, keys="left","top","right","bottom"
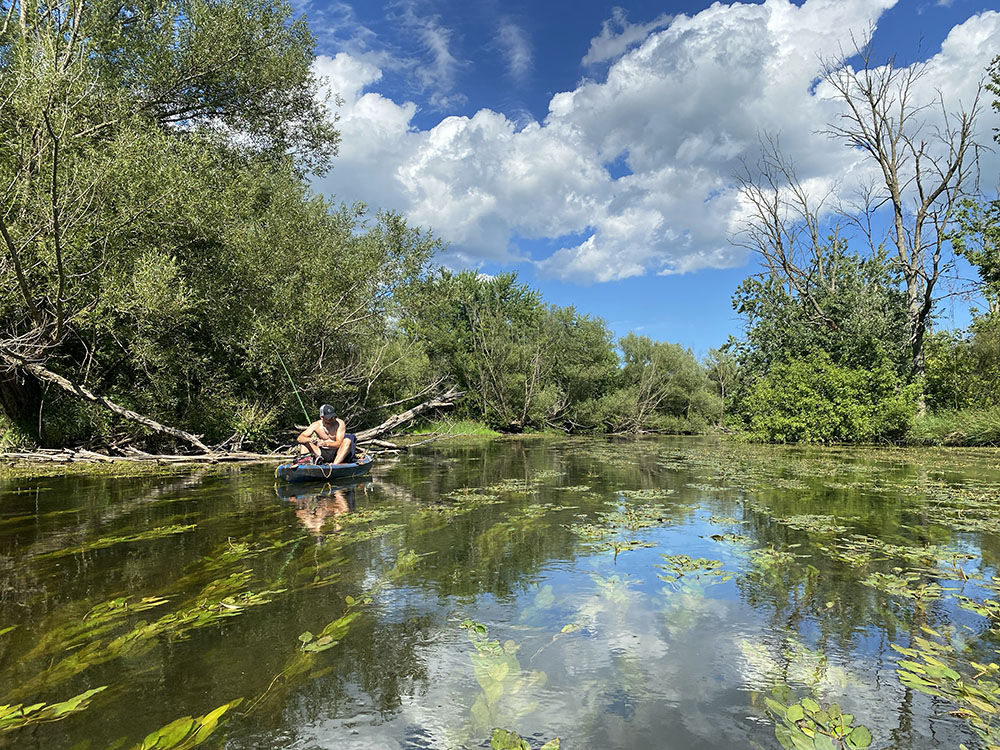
{"left": 275, "top": 454, "right": 374, "bottom": 483}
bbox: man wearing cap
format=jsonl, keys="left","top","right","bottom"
{"left": 296, "top": 404, "right": 357, "bottom": 465}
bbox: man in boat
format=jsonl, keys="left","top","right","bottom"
{"left": 296, "top": 404, "right": 357, "bottom": 465}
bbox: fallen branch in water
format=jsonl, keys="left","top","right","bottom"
{"left": 0, "top": 385, "right": 465, "bottom": 465}
{"left": 354, "top": 385, "right": 464, "bottom": 442}
{"left": 0, "top": 351, "right": 212, "bottom": 453}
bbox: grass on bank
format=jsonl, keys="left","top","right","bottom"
{"left": 406, "top": 419, "right": 501, "bottom": 437}
{"left": 908, "top": 406, "right": 1000, "bottom": 447}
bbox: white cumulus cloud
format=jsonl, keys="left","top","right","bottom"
{"left": 311, "top": 0, "right": 1000, "bottom": 283}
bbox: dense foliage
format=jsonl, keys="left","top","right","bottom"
{"left": 0, "top": 0, "right": 440, "bottom": 448}
{"left": 400, "top": 270, "right": 719, "bottom": 434}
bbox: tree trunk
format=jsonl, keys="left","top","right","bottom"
{"left": 355, "top": 386, "right": 464, "bottom": 442}
{"left": 0, "top": 352, "right": 212, "bottom": 452}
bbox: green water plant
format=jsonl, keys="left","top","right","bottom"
{"left": 656, "top": 554, "right": 731, "bottom": 589}
{"left": 861, "top": 570, "right": 944, "bottom": 603}
{"left": 490, "top": 727, "right": 560, "bottom": 749}
{"left": 459, "top": 620, "right": 546, "bottom": 733}
{"left": 894, "top": 628, "right": 1000, "bottom": 748}
{"left": 765, "top": 689, "right": 873, "bottom": 749}
{"left": 619, "top": 488, "right": 675, "bottom": 500}
{"left": 127, "top": 698, "right": 242, "bottom": 749}
{"left": 774, "top": 514, "right": 850, "bottom": 535}
{"left": 0, "top": 686, "right": 107, "bottom": 732}
{"left": 8, "top": 572, "right": 283, "bottom": 700}
{"left": 32, "top": 524, "right": 196, "bottom": 560}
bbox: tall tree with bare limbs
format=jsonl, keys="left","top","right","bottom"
{"left": 820, "top": 43, "right": 982, "bottom": 387}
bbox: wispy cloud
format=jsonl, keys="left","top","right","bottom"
{"left": 496, "top": 20, "right": 533, "bottom": 82}
{"left": 392, "top": 2, "right": 466, "bottom": 109}
{"left": 582, "top": 6, "right": 673, "bottom": 66}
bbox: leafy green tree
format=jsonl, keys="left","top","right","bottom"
{"left": 593, "top": 334, "right": 720, "bottom": 433}
{"left": 0, "top": 0, "right": 452, "bottom": 448}
{"left": 704, "top": 347, "right": 739, "bottom": 420}
{"left": 925, "top": 315, "right": 1000, "bottom": 412}
{"left": 400, "top": 270, "right": 552, "bottom": 430}
{"left": 540, "top": 306, "right": 618, "bottom": 429}
{"left": 950, "top": 197, "right": 1000, "bottom": 314}
{"left": 740, "top": 352, "right": 918, "bottom": 443}
{"left": 731, "top": 244, "right": 910, "bottom": 379}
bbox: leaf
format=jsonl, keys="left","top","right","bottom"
{"left": 786, "top": 704, "right": 805, "bottom": 722}
{"left": 847, "top": 725, "right": 873, "bottom": 748}
{"left": 801, "top": 697, "right": 820, "bottom": 713}
{"left": 539, "top": 740, "right": 560, "bottom": 750}
{"left": 490, "top": 728, "right": 530, "bottom": 750}
{"left": 298, "top": 631, "right": 314, "bottom": 643}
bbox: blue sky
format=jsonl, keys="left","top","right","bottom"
{"left": 298, "top": 0, "right": 1000, "bottom": 355}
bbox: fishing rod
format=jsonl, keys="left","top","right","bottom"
{"left": 276, "top": 349, "right": 311, "bottom": 424}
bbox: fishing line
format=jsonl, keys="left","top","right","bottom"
{"left": 276, "top": 348, "right": 310, "bottom": 424}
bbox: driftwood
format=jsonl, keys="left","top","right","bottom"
{"left": 355, "top": 385, "right": 464, "bottom": 442}
{"left": 0, "top": 385, "right": 465, "bottom": 465}
{"left": 0, "top": 448, "right": 278, "bottom": 464}
{"left": 0, "top": 353, "right": 212, "bottom": 453}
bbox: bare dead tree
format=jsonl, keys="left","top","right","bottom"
{"left": 733, "top": 133, "right": 846, "bottom": 331}
{"left": 820, "top": 42, "right": 983, "bottom": 386}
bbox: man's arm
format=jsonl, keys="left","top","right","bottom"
{"left": 297, "top": 422, "right": 319, "bottom": 445}
{"left": 335, "top": 418, "right": 346, "bottom": 444}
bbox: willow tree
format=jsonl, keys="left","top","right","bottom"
{"left": 0, "top": 0, "right": 339, "bottom": 446}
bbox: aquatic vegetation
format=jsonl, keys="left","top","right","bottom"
{"left": 765, "top": 689, "right": 873, "bottom": 749}
{"left": 861, "top": 570, "right": 944, "bottom": 603}
{"left": 894, "top": 629, "right": 1000, "bottom": 748}
{"left": 591, "top": 573, "right": 634, "bottom": 608}
{"left": 707, "top": 515, "right": 740, "bottom": 525}
{"left": 442, "top": 487, "right": 504, "bottom": 507}
{"left": 530, "top": 470, "right": 564, "bottom": 482}
{"left": 245, "top": 599, "right": 367, "bottom": 715}
{"left": 552, "top": 484, "right": 591, "bottom": 492}
{"left": 774, "top": 514, "right": 851, "bottom": 535}
{"left": 749, "top": 545, "right": 801, "bottom": 570}
{"left": 32, "top": 523, "right": 196, "bottom": 560}
{"left": 708, "top": 532, "right": 753, "bottom": 545}
{"left": 26, "top": 595, "right": 171, "bottom": 662}
{"left": 490, "top": 727, "right": 560, "bottom": 749}
{"left": 482, "top": 478, "right": 542, "bottom": 495}
{"left": 618, "top": 488, "right": 675, "bottom": 500}
{"left": 127, "top": 698, "right": 242, "bottom": 750}
{"left": 459, "top": 620, "right": 546, "bottom": 733}
{"left": 0, "top": 686, "right": 106, "bottom": 732}
{"left": 8, "top": 572, "right": 284, "bottom": 700}
{"left": 656, "top": 554, "right": 731, "bottom": 589}
{"left": 741, "top": 639, "right": 859, "bottom": 694}
{"left": 566, "top": 501, "right": 672, "bottom": 556}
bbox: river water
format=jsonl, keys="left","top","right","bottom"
{"left": 2, "top": 436, "right": 1000, "bottom": 749}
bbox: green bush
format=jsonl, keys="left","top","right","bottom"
{"left": 0, "top": 414, "right": 34, "bottom": 451}
{"left": 739, "top": 352, "right": 919, "bottom": 443}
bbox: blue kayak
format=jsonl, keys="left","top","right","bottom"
{"left": 275, "top": 454, "right": 374, "bottom": 483}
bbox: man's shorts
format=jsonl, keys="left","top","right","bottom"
{"left": 319, "top": 433, "right": 357, "bottom": 464}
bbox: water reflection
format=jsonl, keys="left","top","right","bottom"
{"left": 275, "top": 480, "right": 369, "bottom": 536}
{"left": 2, "top": 438, "right": 1000, "bottom": 748}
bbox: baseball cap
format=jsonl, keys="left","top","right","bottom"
{"left": 319, "top": 404, "right": 337, "bottom": 419}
